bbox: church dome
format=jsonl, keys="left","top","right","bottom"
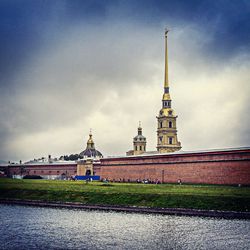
{"left": 79, "top": 148, "right": 103, "bottom": 158}
{"left": 133, "top": 124, "right": 146, "bottom": 142}
{"left": 79, "top": 132, "right": 103, "bottom": 159}
{"left": 133, "top": 134, "right": 146, "bottom": 142}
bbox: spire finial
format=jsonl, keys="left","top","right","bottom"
{"left": 165, "top": 28, "right": 169, "bottom": 36}
{"left": 164, "top": 28, "right": 169, "bottom": 88}
{"left": 138, "top": 121, "right": 142, "bottom": 135}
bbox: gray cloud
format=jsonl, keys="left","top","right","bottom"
{"left": 0, "top": 19, "right": 249, "bottom": 161}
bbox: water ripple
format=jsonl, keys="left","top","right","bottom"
{"left": 0, "top": 205, "right": 249, "bottom": 250}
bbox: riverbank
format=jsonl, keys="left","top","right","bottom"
{"left": 1, "top": 198, "right": 250, "bottom": 219}
{"left": 1, "top": 179, "right": 250, "bottom": 217}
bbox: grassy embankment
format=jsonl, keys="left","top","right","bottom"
{"left": 0, "top": 179, "right": 250, "bottom": 212}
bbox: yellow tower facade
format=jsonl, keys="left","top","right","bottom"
{"left": 157, "top": 30, "right": 181, "bottom": 153}
{"left": 126, "top": 122, "right": 146, "bottom": 156}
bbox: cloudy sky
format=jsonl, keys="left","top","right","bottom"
{"left": 0, "top": 0, "right": 250, "bottom": 161}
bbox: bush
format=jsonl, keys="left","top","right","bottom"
{"left": 23, "top": 175, "right": 43, "bottom": 179}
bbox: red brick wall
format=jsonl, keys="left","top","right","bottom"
{"left": 94, "top": 149, "right": 250, "bottom": 185}
{"left": 8, "top": 149, "right": 250, "bottom": 185}
{"left": 8, "top": 163, "right": 77, "bottom": 177}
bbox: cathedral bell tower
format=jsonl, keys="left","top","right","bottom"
{"left": 157, "top": 30, "right": 181, "bottom": 153}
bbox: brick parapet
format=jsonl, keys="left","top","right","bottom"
{"left": 96, "top": 148, "right": 250, "bottom": 185}
{"left": 6, "top": 148, "right": 250, "bottom": 185}
{"left": 8, "top": 163, "right": 77, "bottom": 176}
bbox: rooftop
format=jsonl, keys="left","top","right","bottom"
{"left": 105, "top": 146, "right": 250, "bottom": 159}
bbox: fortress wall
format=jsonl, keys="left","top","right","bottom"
{"left": 95, "top": 148, "right": 250, "bottom": 185}
{"left": 8, "top": 163, "right": 77, "bottom": 177}
{"left": 7, "top": 148, "right": 250, "bottom": 185}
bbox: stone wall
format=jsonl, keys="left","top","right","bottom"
{"left": 8, "top": 163, "right": 77, "bottom": 178}
{"left": 77, "top": 159, "right": 93, "bottom": 176}
{"left": 7, "top": 148, "right": 250, "bottom": 185}
{"left": 94, "top": 148, "right": 250, "bottom": 185}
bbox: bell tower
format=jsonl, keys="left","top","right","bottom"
{"left": 133, "top": 122, "right": 146, "bottom": 155}
{"left": 126, "top": 122, "right": 146, "bottom": 156}
{"left": 157, "top": 30, "right": 181, "bottom": 153}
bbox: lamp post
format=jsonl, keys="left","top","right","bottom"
{"left": 162, "top": 170, "right": 164, "bottom": 184}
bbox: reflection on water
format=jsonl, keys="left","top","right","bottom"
{"left": 0, "top": 204, "right": 249, "bottom": 250}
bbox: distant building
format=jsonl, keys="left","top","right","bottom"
{"left": 77, "top": 132, "right": 102, "bottom": 177}
{"left": 127, "top": 123, "right": 146, "bottom": 156}
{"left": 7, "top": 132, "right": 103, "bottom": 179}
{"left": 7, "top": 161, "right": 77, "bottom": 180}
{"left": 79, "top": 132, "right": 103, "bottom": 160}
{"left": 157, "top": 30, "right": 181, "bottom": 153}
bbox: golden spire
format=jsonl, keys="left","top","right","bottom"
{"left": 164, "top": 29, "right": 169, "bottom": 89}
{"left": 162, "top": 29, "right": 171, "bottom": 103}
{"left": 157, "top": 29, "right": 181, "bottom": 153}
{"left": 87, "top": 129, "right": 94, "bottom": 149}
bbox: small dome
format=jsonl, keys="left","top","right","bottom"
{"left": 79, "top": 148, "right": 103, "bottom": 158}
{"left": 79, "top": 132, "right": 103, "bottom": 159}
{"left": 133, "top": 123, "right": 146, "bottom": 142}
{"left": 133, "top": 134, "right": 146, "bottom": 142}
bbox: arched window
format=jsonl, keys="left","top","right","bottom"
{"left": 86, "top": 170, "right": 91, "bottom": 176}
{"left": 159, "top": 136, "right": 163, "bottom": 144}
{"left": 140, "top": 146, "right": 142, "bottom": 151}
{"left": 168, "top": 137, "right": 173, "bottom": 145}
{"left": 169, "top": 121, "right": 172, "bottom": 128}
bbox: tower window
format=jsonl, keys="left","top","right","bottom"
{"left": 160, "top": 122, "right": 163, "bottom": 128}
{"left": 168, "top": 137, "right": 173, "bottom": 144}
{"left": 140, "top": 146, "right": 142, "bottom": 151}
{"left": 163, "top": 101, "right": 171, "bottom": 108}
{"left": 169, "top": 121, "right": 172, "bottom": 128}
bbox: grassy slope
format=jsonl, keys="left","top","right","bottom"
{"left": 0, "top": 179, "right": 249, "bottom": 212}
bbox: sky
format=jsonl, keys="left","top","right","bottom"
{"left": 0, "top": 0, "right": 250, "bottom": 161}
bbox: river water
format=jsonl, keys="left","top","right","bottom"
{"left": 0, "top": 204, "right": 249, "bottom": 250}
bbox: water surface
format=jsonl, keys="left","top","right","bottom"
{"left": 0, "top": 204, "right": 249, "bottom": 249}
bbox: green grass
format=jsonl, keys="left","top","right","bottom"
{"left": 0, "top": 178, "right": 250, "bottom": 212}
